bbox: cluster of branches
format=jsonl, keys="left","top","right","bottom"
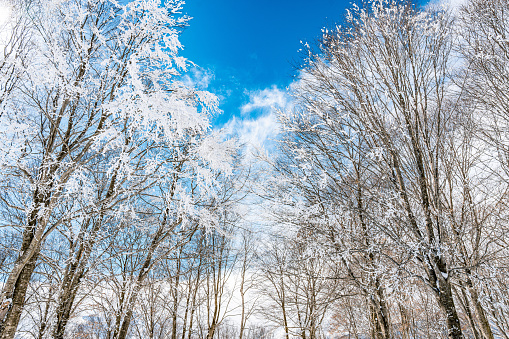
{"left": 260, "top": 0, "right": 509, "bottom": 338}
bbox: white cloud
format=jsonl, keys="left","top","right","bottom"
{"left": 447, "top": 0, "right": 467, "bottom": 8}
{"left": 240, "top": 85, "right": 291, "bottom": 115}
{"left": 427, "top": 0, "right": 467, "bottom": 10}
{"left": 220, "top": 85, "right": 294, "bottom": 157}
{"left": 181, "top": 66, "right": 214, "bottom": 90}
{"left": 223, "top": 111, "right": 280, "bottom": 155}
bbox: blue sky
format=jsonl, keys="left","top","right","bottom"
{"left": 178, "top": 0, "right": 429, "bottom": 150}
{"left": 180, "top": 0, "right": 353, "bottom": 126}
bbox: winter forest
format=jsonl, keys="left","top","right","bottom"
{"left": 1, "top": 0, "right": 509, "bottom": 338}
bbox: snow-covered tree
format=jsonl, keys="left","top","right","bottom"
{"left": 272, "top": 1, "right": 471, "bottom": 338}
{"left": 0, "top": 0, "right": 237, "bottom": 337}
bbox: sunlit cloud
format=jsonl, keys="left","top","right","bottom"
{"left": 219, "top": 85, "right": 294, "bottom": 157}
{"left": 181, "top": 66, "right": 215, "bottom": 90}
{"left": 240, "top": 85, "right": 291, "bottom": 116}
{"left": 428, "top": 0, "right": 467, "bottom": 10}
{"left": 223, "top": 112, "right": 280, "bottom": 152}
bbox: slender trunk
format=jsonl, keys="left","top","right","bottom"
{"left": 398, "top": 303, "right": 410, "bottom": 339}
{"left": 429, "top": 260, "right": 463, "bottom": 339}
{"left": 207, "top": 241, "right": 225, "bottom": 339}
{"left": 280, "top": 283, "right": 290, "bottom": 339}
{"left": 239, "top": 253, "right": 248, "bottom": 339}
{"left": 465, "top": 277, "right": 494, "bottom": 339}
{"left": 455, "top": 285, "right": 481, "bottom": 339}
{"left": 115, "top": 221, "right": 172, "bottom": 339}
{"left": 239, "top": 282, "right": 245, "bottom": 339}
{"left": 339, "top": 254, "right": 389, "bottom": 339}
{"left": 206, "top": 271, "right": 220, "bottom": 339}
{"left": 206, "top": 319, "right": 217, "bottom": 339}
{"left": 374, "top": 277, "right": 391, "bottom": 339}
{"left": 0, "top": 188, "right": 52, "bottom": 336}
{"left": 0, "top": 247, "right": 39, "bottom": 339}
{"left": 54, "top": 170, "right": 119, "bottom": 339}
{"left": 390, "top": 139, "right": 464, "bottom": 339}
{"left": 182, "top": 259, "right": 202, "bottom": 339}
{"left": 408, "top": 109, "right": 464, "bottom": 339}
{"left": 186, "top": 259, "right": 202, "bottom": 339}
{"left": 355, "top": 174, "right": 392, "bottom": 339}
{"left": 114, "top": 251, "right": 154, "bottom": 339}
{"left": 180, "top": 281, "right": 192, "bottom": 339}
{"left": 347, "top": 300, "right": 360, "bottom": 339}
{"left": 186, "top": 303, "right": 196, "bottom": 339}
{"left": 0, "top": 191, "right": 49, "bottom": 330}
{"left": 52, "top": 223, "right": 91, "bottom": 339}
{"left": 37, "top": 284, "right": 54, "bottom": 339}
{"left": 171, "top": 257, "right": 181, "bottom": 339}
{"left": 52, "top": 270, "right": 84, "bottom": 339}
{"left": 309, "top": 316, "right": 317, "bottom": 339}
{"left": 114, "top": 280, "right": 143, "bottom": 339}
{"left": 370, "top": 301, "right": 384, "bottom": 339}
{"left": 111, "top": 279, "right": 128, "bottom": 339}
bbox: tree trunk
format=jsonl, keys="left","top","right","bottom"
{"left": 430, "top": 261, "right": 464, "bottom": 339}
{"left": 52, "top": 227, "right": 90, "bottom": 339}
{"left": 465, "top": 277, "right": 494, "bottom": 339}
{"left": 0, "top": 180, "right": 58, "bottom": 339}
{"left": 182, "top": 259, "right": 202, "bottom": 339}
{"left": 0, "top": 247, "right": 39, "bottom": 339}
{"left": 370, "top": 302, "right": 384, "bottom": 339}
{"left": 375, "top": 277, "right": 391, "bottom": 339}
{"left": 54, "top": 172, "right": 118, "bottom": 339}
{"left": 114, "top": 281, "right": 143, "bottom": 339}
{"left": 398, "top": 303, "right": 410, "bottom": 339}
{"left": 52, "top": 269, "right": 84, "bottom": 339}
{"left": 114, "top": 223, "right": 168, "bottom": 339}
{"left": 280, "top": 283, "right": 290, "bottom": 339}
{"left": 455, "top": 284, "right": 481, "bottom": 339}
{"left": 391, "top": 141, "right": 465, "bottom": 339}
{"left": 186, "top": 258, "right": 202, "bottom": 339}
{"left": 37, "top": 284, "right": 54, "bottom": 339}
{"left": 171, "top": 258, "right": 181, "bottom": 339}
